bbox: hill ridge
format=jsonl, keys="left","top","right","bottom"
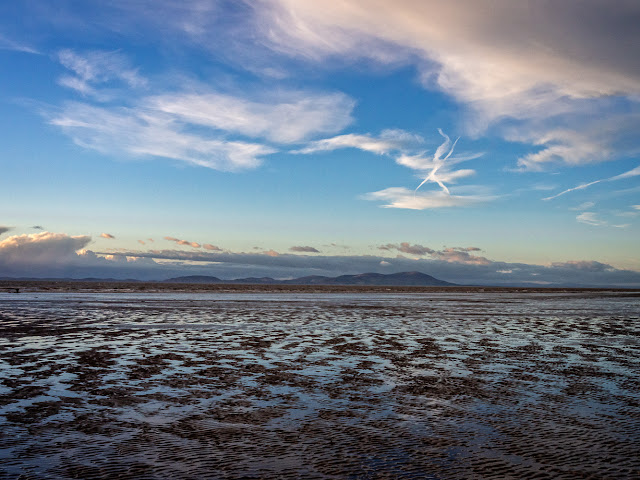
{"left": 165, "top": 271, "right": 455, "bottom": 286}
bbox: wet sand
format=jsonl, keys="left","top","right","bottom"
{"left": 1, "top": 284, "right": 639, "bottom": 478}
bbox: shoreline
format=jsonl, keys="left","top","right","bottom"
{"left": 2, "top": 279, "right": 639, "bottom": 294}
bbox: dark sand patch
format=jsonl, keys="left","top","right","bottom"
{"left": 1, "top": 285, "right": 639, "bottom": 478}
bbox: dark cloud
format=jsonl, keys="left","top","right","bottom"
{"left": 378, "top": 243, "right": 434, "bottom": 255}
{"left": 0, "top": 226, "right": 12, "bottom": 236}
{"left": 378, "top": 243, "right": 489, "bottom": 264}
{"left": 32, "top": 225, "right": 44, "bottom": 230}
{"left": 289, "top": 246, "right": 320, "bottom": 253}
{"left": 88, "top": 248, "right": 640, "bottom": 287}
{"left": 550, "top": 261, "right": 614, "bottom": 272}
{"left": 1, "top": 232, "right": 638, "bottom": 286}
{"left": 431, "top": 248, "right": 491, "bottom": 266}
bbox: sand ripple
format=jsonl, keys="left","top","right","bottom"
{"left": 1, "top": 289, "right": 639, "bottom": 478}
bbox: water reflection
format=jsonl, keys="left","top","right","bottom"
{"left": 1, "top": 290, "right": 639, "bottom": 478}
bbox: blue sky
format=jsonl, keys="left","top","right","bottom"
{"left": 1, "top": 0, "right": 639, "bottom": 286}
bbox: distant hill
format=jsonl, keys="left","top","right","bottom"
{"left": 164, "top": 271, "right": 455, "bottom": 286}
{"left": 290, "top": 271, "right": 455, "bottom": 286}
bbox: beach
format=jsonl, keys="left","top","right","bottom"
{"left": 1, "top": 284, "right": 639, "bottom": 479}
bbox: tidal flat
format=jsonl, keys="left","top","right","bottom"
{"left": 1, "top": 283, "right": 639, "bottom": 479}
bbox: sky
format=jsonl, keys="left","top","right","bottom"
{"left": 1, "top": 0, "right": 639, "bottom": 286}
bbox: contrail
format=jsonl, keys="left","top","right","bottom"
{"left": 543, "top": 180, "right": 602, "bottom": 201}
{"left": 415, "top": 129, "right": 459, "bottom": 194}
{"left": 542, "top": 164, "right": 640, "bottom": 201}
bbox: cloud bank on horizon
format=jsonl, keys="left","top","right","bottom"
{"left": 1, "top": 231, "right": 639, "bottom": 287}
{"left": 0, "top": 0, "right": 638, "bottom": 279}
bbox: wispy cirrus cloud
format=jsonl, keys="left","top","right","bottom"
{"left": 570, "top": 201, "right": 596, "bottom": 211}
{"left": 510, "top": 115, "right": 640, "bottom": 171}
{"left": 346, "top": 129, "right": 488, "bottom": 210}
{"left": 295, "top": 129, "right": 422, "bottom": 155}
{"left": 23, "top": 1, "right": 640, "bottom": 175}
{"left": 145, "top": 91, "right": 354, "bottom": 144}
{"left": 50, "top": 102, "right": 276, "bottom": 171}
{"left": 57, "top": 49, "right": 147, "bottom": 99}
{"left": 250, "top": 0, "right": 640, "bottom": 170}
{"left": 50, "top": 79, "right": 355, "bottom": 170}
{"left": 576, "top": 212, "right": 629, "bottom": 229}
{"left": 255, "top": 1, "right": 640, "bottom": 107}
{"left": 0, "top": 33, "right": 39, "bottom": 54}
{"left": 363, "top": 187, "right": 495, "bottom": 210}
{"left": 297, "top": 127, "right": 486, "bottom": 210}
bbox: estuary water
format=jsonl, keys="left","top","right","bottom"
{"left": 1, "top": 289, "right": 639, "bottom": 478}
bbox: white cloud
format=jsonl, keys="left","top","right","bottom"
{"left": 145, "top": 91, "right": 354, "bottom": 143}
{"left": 364, "top": 187, "right": 494, "bottom": 210}
{"left": 550, "top": 260, "right": 615, "bottom": 272}
{"left": 295, "top": 129, "right": 422, "bottom": 155}
{"left": 576, "top": 211, "right": 630, "bottom": 228}
{"left": 570, "top": 201, "right": 596, "bottom": 211}
{"left": 50, "top": 83, "right": 355, "bottom": 171}
{"left": 609, "top": 165, "right": 640, "bottom": 181}
{"left": 516, "top": 132, "right": 611, "bottom": 172}
{"left": 0, "top": 33, "right": 39, "bottom": 54}
{"left": 57, "top": 49, "right": 146, "bottom": 98}
{"left": 32, "top": 1, "right": 640, "bottom": 174}
{"left": 511, "top": 115, "right": 640, "bottom": 171}
{"left": 0, "top": 232, "right": 91, "bottom": 265}
{"left": 260, "top": 1, "right": 639, "bottom": 98}
{"left": 250, "top": 1, "right": 640, "bottom": 170}
{"left": 577, "top": 212, "right": 604, "bottom": 226}
{"left": 50, "top": 102, "right": 275, "bottom": 171}
{"left": 100, "top": 233, "right": 115, "bottom": 239}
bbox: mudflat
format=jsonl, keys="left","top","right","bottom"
{"left": 1, "top": 283, "right": 639, "bottom": 478}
